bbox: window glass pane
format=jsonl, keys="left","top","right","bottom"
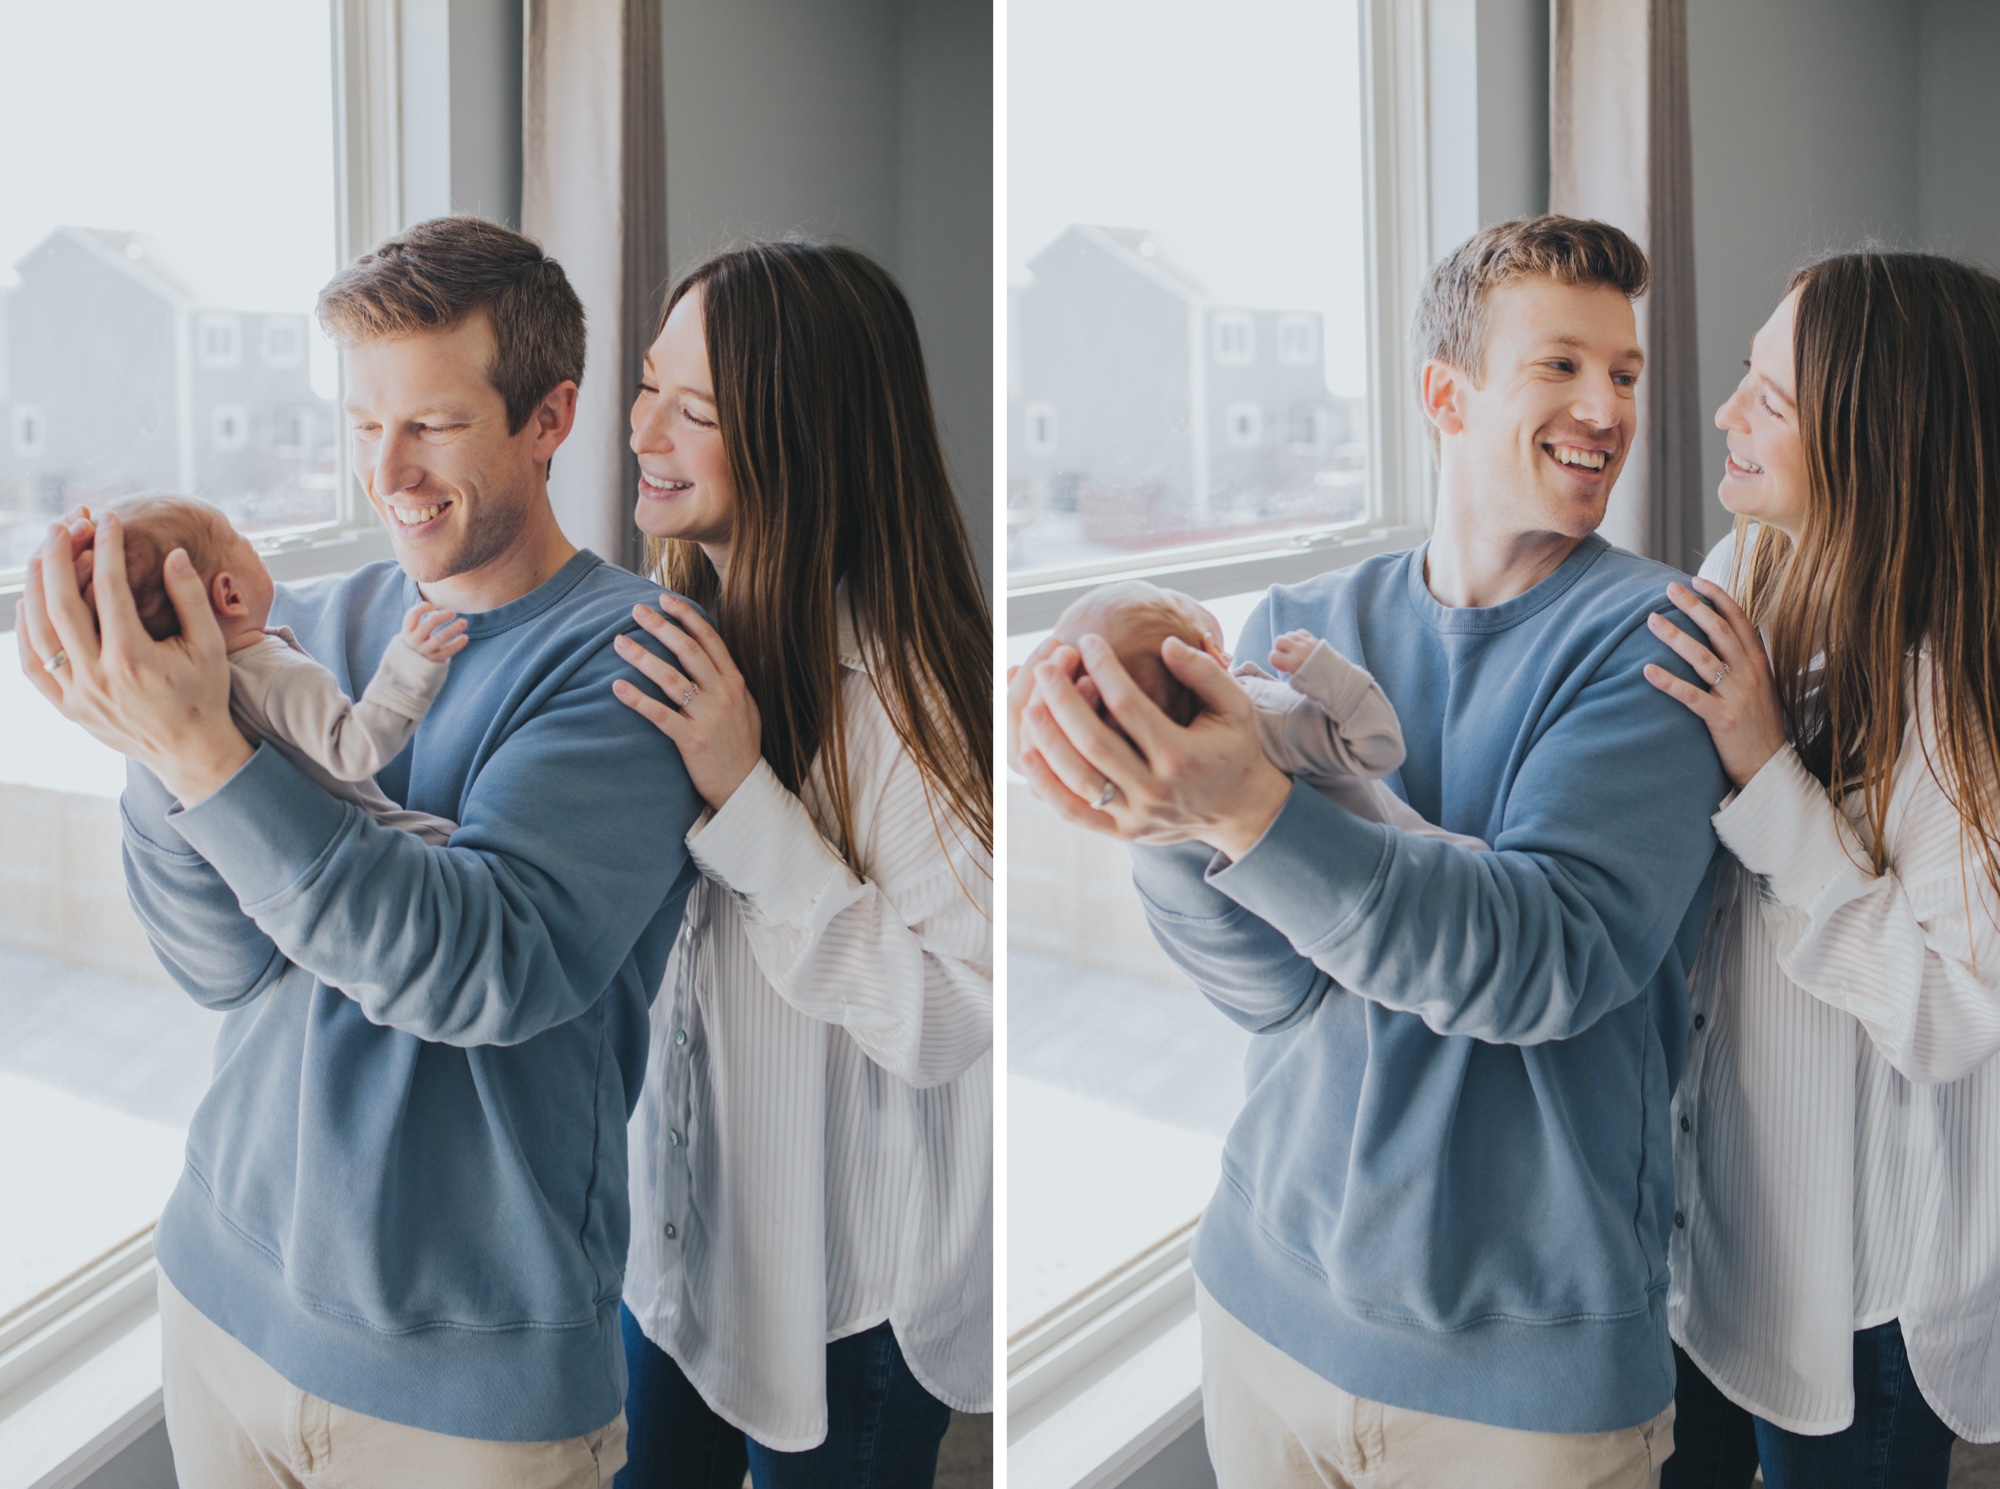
{"left": 1007, "top": 0, "right": 1370, "bottom": 577}
{"left": 0, "top": 0, "right": 338, "bottom": 1323}
{"left": 0, "top": 0, "right": 341, "bottom": 578}
{"left": 1007, "top": 589, "right": 1269, "bottom": 1332}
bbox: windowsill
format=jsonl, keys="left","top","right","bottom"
{"left": 1007, "top": 523, "right": 1425, "bottom": 632}
{"left": 1008, "top": 1229, "right": 1204, "bottom": 1489}
{"left": 0, "top": 1238, "right": 163, "bottom": 1489}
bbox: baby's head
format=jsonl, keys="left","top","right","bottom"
{"left": 1049, "top": 580, "right": 1226, "bottom": 726}
{"left": 92, "top": 495, "right": 273, "bottom": 645}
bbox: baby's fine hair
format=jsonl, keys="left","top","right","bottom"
{"left": 98, "top": 494, "right": 236, "bottom": 641}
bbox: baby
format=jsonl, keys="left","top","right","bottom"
{"left": 1050, "top": 580, "right": 1486, "bottom": 849}
{"left": 93, "top": 494, "right": 464, "bottom": 844}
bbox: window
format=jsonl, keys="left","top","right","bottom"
{"left": 1024, "top": 400, "right": 1058, "bottom": 456}
{"left": 196, "top": 313, "right": 243, "bottom": 369}
{"left": 9, "top": 406, "right": 43, "bottom": 460}
{"left": 212, "top": 404, "right": 249, "bottom": 450}
{"left": 1007, "top": 0, "right": 1433, "bottom": 1467}
{"left": 1007, "top": 0, "right": 1386, "bottom": 582}
{"left": 0, "top": 0, "right": 380, "bottom": 1406}
{"left": 1278, "top": 311, "right": 1319, "bottom": 365}
{"left": 262, "top": 317, "right": 306, "bottom": 368}
{"left": 1211, "top": 310, "right": 1255, "bottom": 365}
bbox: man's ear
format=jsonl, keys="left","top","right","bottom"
{"left": 1420, "top": 359, "right": 1468, "bottom": 440}
{"left": 211, "top": 569, "right": 248, "bottom": 618}
{"left": 529, "top": 380, "right": 580, "bottom": 468}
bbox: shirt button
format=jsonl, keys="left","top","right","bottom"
{"left": 1680, "top": 1115, "right": 1691, "bottom": 1132}
{"left": 664, "top": 1222, "right": 677, "bottom": 1240}
{"left": 668, "top": 1128, "right": 682, "bottom": 1147}
{"left": 1674, "top": 1211, "right": 1686, "bottom": 1229}
{"left": 1693, "top": 1013, "right": 1706, "bottom": 1031}
{"left": 674, "top": 1029, "right": 688, "bottom": 1047}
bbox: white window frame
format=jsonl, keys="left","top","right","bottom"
{"left": 195, "top": 312, "right": 243, "bottom": 369}
{"left": 1222, "top": 400, "right": 1263, "bottom": 448}
{"left": 1006, "top": 4, "right": 1432, "bottom": 1483}
{"left": 1209, "top": 310, "right": 1254, "bottom": 366}
{"left": 1277, "top": 310, "right": 1320, "bottom": 366}
{"left": 261, "top": 316, "right": 307, "bottom": 369}
{"left": 10, "top": 405, "right": 46, "bottom": 461}
{"left": 1025, "top": 400, "right": 1060, "bottom": 457}
{"left": 0, "top": 5, "right": 404, "bottom": 1477}
{"left": 211, "top": 403, "right": 250, "bottom": 451}
{"left": 1004, "top": 0, "right": 1432, "bottom": 638}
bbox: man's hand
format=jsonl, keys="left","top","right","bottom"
{"left": 1018, "top": 631, "right": 1293, "bottom": 859}
{"left": 15, "top": 512, "right": 252, "bottom": 805}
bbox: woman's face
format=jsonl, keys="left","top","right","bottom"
{"left": 630, "top": 287, "right": 737, "bottom": 566}
{"left": 1713, "top": 288, "right": 1809, "bottom": 538}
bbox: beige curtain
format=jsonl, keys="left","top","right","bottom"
{"left": 1550, "top": 0, "right": 1702, "bottom": 569}
{"left": 521, "top": 0, "right": 668, "bottom": 573}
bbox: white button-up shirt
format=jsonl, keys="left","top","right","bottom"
{"left": 623, "top": 612, "right": 992, "bottom": 1451}
{"left": 1668, "top": 539, "right": 2000, "bottom": 1441}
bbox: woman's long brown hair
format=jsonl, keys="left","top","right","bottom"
{"left": 644, "top": 240, "right": 992, "bottom": 873}
{"left": 1729, "top": 250, "right": 2000, "bottom": 891}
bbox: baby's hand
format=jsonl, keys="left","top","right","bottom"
{"left": 403, "top": 601, "right": 469, "bottom": 662}
{"left": 1269, "top": 630, "right": 1317, "bottom": 674}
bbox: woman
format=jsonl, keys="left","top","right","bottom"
{"left": 1646, "top": 251, "right": 2000, "bottom": 1488}
{"left": 608, "top": 240, "right": 993, "bottom": 1487}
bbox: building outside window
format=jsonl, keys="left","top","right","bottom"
{"left": 1211, "top": 310, "right": 1254, "bottom": 365}
{"left": 0, "top": 0, "right": 349, "bottom": 1367}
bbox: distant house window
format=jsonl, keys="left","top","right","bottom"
{"left": 1277, "top": 314, "right": 1319, "bottom": 366}
{"left": 261, "top": 319, "right": 305, "bottom": 368}
{"left": 1287, "top": 404, "right": 1325, "bottom": 449}
{"left": 1212, "top": 312, "right": 1254, "bottom": 366}
{"left": 1224, "top": 402, "right": 1263, "bottom": 448}
{"left": 197, "top": 314, "right": 242, "bottom": 369}
{"left": 11, "top": 405, "right": 47, "bottom": 459}
{"left": 212, "top": 405, "right": 249, "bottom": 451}
{"left": 272, "top": 409, "right": 312, "bottom": 452}
{"left": 1024, "top": 402, "right": 1059, "bottom": 457}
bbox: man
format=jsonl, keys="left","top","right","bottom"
{"left": 1013, "top": 217, "right": 1727, "bottom": 1486}
{"left": 16, "top": 217, "right": 700, "bottom": 1486}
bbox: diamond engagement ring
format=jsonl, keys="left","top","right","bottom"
{"left": 1092, "top": 780, "right": 1119, "bottom": 810}
{"left": 682, "top": 686, "right": 695, "bottom": 709}
{"left": 1712, "top": 664, "right": 1729, "bottom": 687}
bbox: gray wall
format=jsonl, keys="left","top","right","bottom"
{"left": 661, "top": 0, "right": 994, "bottom": 587}
{"left": 1686, "top": 0, "right": 2000, "bottom": 551}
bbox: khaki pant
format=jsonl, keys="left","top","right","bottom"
{"left": 158, "top": 1274, "right": 627, "bottom": 1489}
{"left": 1197, "top": 1282, "right": 1674, "bottom": 1489}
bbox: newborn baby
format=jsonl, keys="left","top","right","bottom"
{"left": 1050, "top": 580, "right": 1486, "bottom": 848}
{"left": 96, "top": 494, "right": 464, "bottom": 843}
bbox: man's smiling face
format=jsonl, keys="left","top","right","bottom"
{"left": 1445, "top": 276, "right": 1644, "bottom": 542}
{"left": 343, "top": 309, "right": 548, "bottom": 586}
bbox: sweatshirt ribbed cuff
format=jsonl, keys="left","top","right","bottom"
{"left": 166, "top": 743, "right": 354, "bottom": 907}
{"left": 1712, "top": 747, "right": 1860, "bottom": 910}
{"left": 686, "top": 759, "right": 849, "bottom": 926}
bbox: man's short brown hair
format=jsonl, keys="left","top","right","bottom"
{"left": 316, "top": 216, "right": 586, "bottom": 434}
{"left": 1411, "top": 215, "right": 1650, "bottom": 411}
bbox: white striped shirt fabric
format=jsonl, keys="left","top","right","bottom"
{"left": 622, "top": 612, "right": 993, "bottom": 1451}
{"left": 1668, "top": 537, "right": 2000, "bottom": 1442}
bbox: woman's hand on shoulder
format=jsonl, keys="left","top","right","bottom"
{"left": 1643, "top": 577, "right": 1789, "bottom": 790}
{"left": 612, "top": 593, "right": 763, "bottom": 810}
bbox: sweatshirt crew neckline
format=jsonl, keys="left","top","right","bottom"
{"left": 1404, "top": 532, "right": 1609, "bottom": 634}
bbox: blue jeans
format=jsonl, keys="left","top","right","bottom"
{"left": 1663, "top": 1322, "right": 1956, "bottom": 1489}
{"left": 613, "top": 1305, "right": 952, "bottom": 1489}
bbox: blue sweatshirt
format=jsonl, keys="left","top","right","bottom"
{"left": 121, "top": 551, "right": 701, "bottom": 1442}
{"left": 1135, "top": 534, "right": 1726, "bottom": 1434}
